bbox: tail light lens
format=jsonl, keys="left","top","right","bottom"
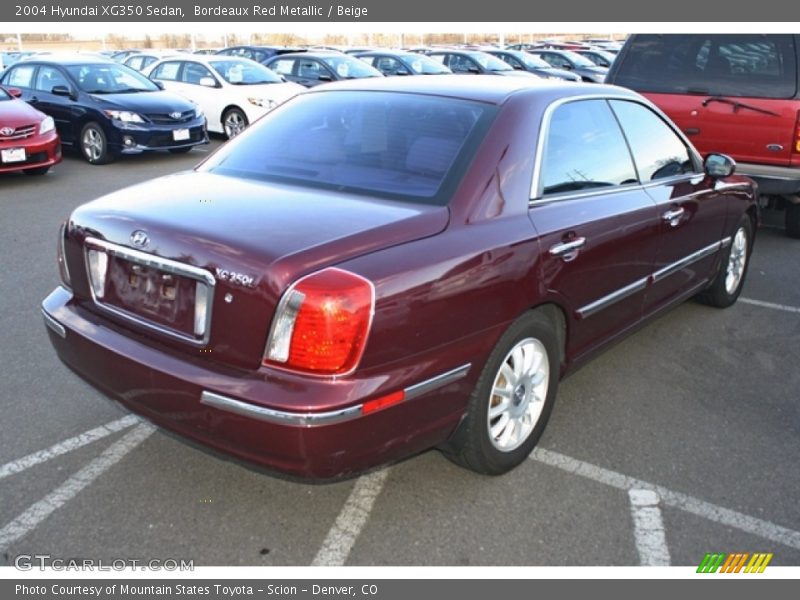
{"left": 264, "top": 268, "right": 375, "bottom": 376}
{"left": 57, "top": 222, "right": 71, "bottom": 288}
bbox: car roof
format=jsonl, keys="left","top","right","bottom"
{"left": 267, "top": 51, "right": 351, "bottom": 60}
{"left": 16, "top": 55, "right": 115, "bottom": 66}
{"left": 305, "top": 74, "right": 637, "bottom": 105}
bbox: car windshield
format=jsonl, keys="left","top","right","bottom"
{"left": 406, "top": 54, "right": 451, "bottom": 74}
{"left": 518, "top": 53, "right": 553, "bottom": 69}
{"left": 210, "top": 59, "right": 283, "bottom": 84}
{"left": 467, "top": 52, "right": 513, "bottom": 72}
{"left": 318, "top": 55, "right": 382, "bottom": 78}
{"left": 0, "top": 88, "right": 10, "bottom": 101}
{"left": 67, "top": 63, "right": 159, "bottom": 93}
{"left": 559, "top": 51, "right": 597, "bottom": 68}
{"left": 202, "top": 91, "right": 496, "bottom": 205}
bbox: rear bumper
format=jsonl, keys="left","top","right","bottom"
{"left": 736, "top": 162, "right": 800, "bottom": 196}
{"left": 41, "top": 286, "right": 470, "bottom": 479}
{"left": 0, "top": 131, "right": 61, "bottom": 173}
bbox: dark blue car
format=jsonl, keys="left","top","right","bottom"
{"left": 0, "top": 55, "right": 208, "bottom": 164}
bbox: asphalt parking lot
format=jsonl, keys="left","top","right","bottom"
{"left": 0, "top": 143, "right": 798, "bottom": 568}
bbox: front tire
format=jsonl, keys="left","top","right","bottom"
{"left": 80, "top": 122, "right": 113, "bottom": 165}
{"left": 443, "top": 311, "right": 560, "bottom": 475}
{"left": 698, "top": 215, "right": 752, "bottom": 308}
{"left": 222, "top": 108, "right": 248, "bottom": 139}
{"left": 786, "top": 202, "right": 800, "bottom": 238}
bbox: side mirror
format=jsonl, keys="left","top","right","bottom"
{"left": 5, "top": 87, "right": 22, "bottom": 98}
{"left": 704, "top": 153, "right": 736, "bottom": 178}
{"left": 198, "top": 77, "right": 217, "bottom": 88}
{"left": 51, "top": 85, "right": 73, "bottom": 98}
{"left": 317, "top": 74, "right": 332, "bottom": 82}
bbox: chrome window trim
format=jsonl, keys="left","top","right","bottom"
{"left": 201, "top": 363, "right": 472, "bottom": 427}
{"left": 529, "top": 94, "right": 704, "bottom": 203}
{"left": 83, "top": 237, "right": 215, "bottom": 346}
{"left": 41, "top": 308, "right": 66, "bottom": 339}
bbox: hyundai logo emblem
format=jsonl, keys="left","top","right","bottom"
{"left": 130, "top": 230, "right": 149, "bottom": 248}
{"left": 170, "top": 111, "right": 182, "bottom": 120}
{"left": 0, "top": 127, "right": 14, "bottom": 136}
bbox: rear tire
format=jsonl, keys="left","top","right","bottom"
{"left": 442, "top": 310, "right": 560, "bottom": 475}
{"left": 786, "top": 203, "right": 800, "bottom": 238}
{"left": 698, "top": 215, "right": 752, "bottom": 308}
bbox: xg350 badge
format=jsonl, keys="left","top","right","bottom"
{"left": 215, "top": 268, "right": 256, "bottom": 288}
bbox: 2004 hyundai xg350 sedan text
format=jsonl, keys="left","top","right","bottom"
{"left": 42, "top": 77, "right": 758, "bottom": 478}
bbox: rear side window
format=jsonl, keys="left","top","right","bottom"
{"left": 540, "top": 99, "right": 637, "bottom": 196}
{"left": 613, "top": 34, "right": 798, "bottom": 99}
{"left": 5, "top": 65, "right": 35, "bottom": 88}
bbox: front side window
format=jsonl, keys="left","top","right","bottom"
{"left": 34, "top": 66, "right": 69, "bottom": 92}
{"left": 269, "top": 58, "right": 295, "bottom": 76}
{"left": 182, "top": 62, "right": 214, "bottom": 85}
{"left": 540, "top": 99, "right": 637, "bottom": 196}
{"left": 610, "top": 100, "right": 696, "bottom": 181}
{"left": 202, "top": 91, "right": 496, "bottom": 205}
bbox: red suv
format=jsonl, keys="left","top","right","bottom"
{"left": 607, "top": 34, "right": 800, "bottom": 237}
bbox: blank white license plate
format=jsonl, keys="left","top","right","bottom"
{"left": 172, "top": 129, "right": 190, "bottom": 141}
{"left": 1, "top": 148, "right": 26, "bottom": 163}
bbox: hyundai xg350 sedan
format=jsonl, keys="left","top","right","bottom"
{"left": 42, "top": 77, "right": 758, "bottom": 479}
{"left": 0, "top": 56, "right": 208, "bottom": 164}
{"left": 0, "top": 85, "right": 61, "bottom": 175}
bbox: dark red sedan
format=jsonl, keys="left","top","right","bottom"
{"left": 0, "top": 86, "right": 61, "bottom": 175}
{"left": 42, "top": 77, "right": 758, "bottom": 478}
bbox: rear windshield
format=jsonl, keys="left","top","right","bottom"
{"left": 612, "top": 34, "right": 798, "bottom": 99}
{"left": 202, "top": 91, "right": 495, "bottom": 205}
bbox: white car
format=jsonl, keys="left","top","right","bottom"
{"left": 144, "top": 55, "right": 304, "bottom": 138}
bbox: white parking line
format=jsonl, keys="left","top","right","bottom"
{"left": 0, "top": 423, "right": 154, "bottom": 553}
{"left": 628, "top": 489, "right": 671, "bottom": 566}
{"left": 0, "top": 415, "right": 140, "bottom": 481}
{"left": 311, "top": 469, "right": 390, "bottom": 566}
{"left": 739, "top": 297, "right": 800, "bottom": 314}
{"left": 530, "top": 448, "right": 800, "bottom": 551}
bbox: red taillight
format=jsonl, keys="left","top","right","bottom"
{"left": 264, "top": 268, "right": 375, "bottom": 375}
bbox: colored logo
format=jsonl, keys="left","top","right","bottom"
{"left": 697, "top": 552, "right": 773, "bottom": 573}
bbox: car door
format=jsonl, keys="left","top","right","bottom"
{"left": 30, "top": 65, "right": 77, "bottom": 144}
{"left": 294, "top": 58, "right": 334, "bottom": 87}
{"left": 529, "top": 98, "right": 661, "bottom": 359}
{"left": 177, "top": 61, "right": 223, "bottom": 132}
{"left": 608, "top": 99, "right": 730, "bottom": 313}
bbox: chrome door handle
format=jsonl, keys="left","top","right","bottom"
{"left": 549, "top": 237, "right": 586, "bottom": 256}
{"left": 662, "top": 207, "right": 685, "bottom": 224}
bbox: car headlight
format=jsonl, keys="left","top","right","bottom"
{"left": 39, "top": 115, "right": 55, "bottom": 134}
{"left": 194, "top": 108, "right": 204, "bottom": 120}
{"left": 248, "top": 97, "right": 276, "bottom": 109}
{"left": 104, "top": 110, "right": 145, "bottom": 123}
